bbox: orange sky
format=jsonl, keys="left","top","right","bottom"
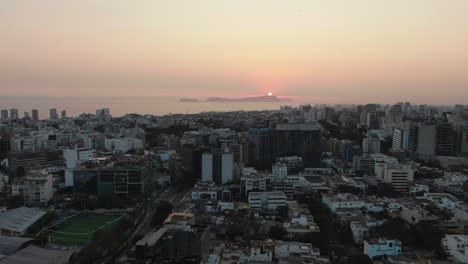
{"left": 1, "top": 0, "right": 468, "bottom": 104}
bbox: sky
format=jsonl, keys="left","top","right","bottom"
{"left": 1, "top": 0, "right": 468, "bottom": 104}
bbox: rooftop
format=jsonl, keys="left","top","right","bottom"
{"left": 135, "top": 227, "right": 168, "bottom": 248}
{"left": 0, "top": 236, "right": 35, "bottom": 256}
{"left": 76, "top": 154, "right": 150, "bottom": 169}
{"left": 366, "top": 238, "right": 401, "bottom": 246}
{"left": 249, "top": 191, "right": 287, "bottom": 200}
{"left": 0, "top": 207, "right": 46, "bottom": 234}
{"left": 0, "top": 245, "right": 73, "bottom": 264}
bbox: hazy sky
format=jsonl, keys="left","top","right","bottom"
{"left": 1, "top": 0, "right": 468, "bottom": 104}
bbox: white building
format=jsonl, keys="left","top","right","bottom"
{"left": 272, "top": 163, "right": 288, "bottom": 182}
{"left": 64, "top": 148, "right": 96, "bottom": 186}
{"left": 421, "top": 193, "right": 460, "bottom": 211}
{"left": 442, "top": 235, "right": 468, "bottom": 263}
{"left": 353, "top": 153, "right": 398, "bottom": 176}
{"left": 350, "top": 218, "right": 385, "bottom": 244}
{"left": 363, "top": 136, "right": 381, "bottom": 155}
{"left": 250, "top": 241, "right": 273, "bottom": 262}
{"left": 105, "top": 137, "right": 143, "bottom": 153}
{"left": 241, "top": 174, "right": 272, "bottom": 196}
{"left": 11, "top": 170, "right": 53, "bottom": 205}
{"left": 322, "top": 193, "right": 366, "bottom": 213}
{"left": 191, "top": 182, "right": 219, "bottom": 201}
{"left": 274, "top": 241, "right": 320, "bottom": 258}
{"left": 202, "top": 153, "right": 214, "bottom": 183}
{"left": 201, "top": 150, "right": 234, "bottom": 185}
{"left": 392, "top": 127, "right": 411, "bottom": 151}
{"left": 248, "top": 191, "right": 287, "bottom": 211}
{"left": 221, "top": 152, "right": 233, "bottom": 184}
{"left": 275, "top": 156, "right": 303, "bottom": 174}
{"left": 364, "top": 238, "right": 401, "bottom": 260}
{"left": 409, "top": 184, "right": 429, "bottom": 195}
{"left": 375, "top": 163, "right": 414, "bottom": 192}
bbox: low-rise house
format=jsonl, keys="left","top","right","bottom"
{"left": 364, "top": 238, "right": 402, "bottom": 260}
{"left": 248, "top": 191, "right": 287, "bottom": 211}
{"left": 323, "top": 193, "right": 366, "bottom": 213}
{"left": 11, "top": 170, "right": 53, "bottom": 205}
{"left": 409, "top": 184, "right": 429, "bottom": 196}
{"left": 399, "top": 203, "right": 438, "bottom": 224}
{"left": 350, "top": 218, "right": 385, "bottom": 244}
{"left": 274, "top": 240, "right": 320, "bottom": 258}
{"left": 442, "top": 234, "right": 468, "bottom": 263}
{"left": 0, "top": 207, "right": 46, "bottom": 236}
{"left": 250, "top": 240, "right": 274, "bottom": 262}
{"left": 419, "top": 192, "right": 460, "bottom": 211}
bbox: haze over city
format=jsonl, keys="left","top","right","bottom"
{"left": 1, "top": 0, "right": 468, "bottom": 111}
{"left": 2, "top": 2, "right": 468, "bottom": 264}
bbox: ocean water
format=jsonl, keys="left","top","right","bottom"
{"left": 0, "top": 96, "right": 300, "bottom": 118}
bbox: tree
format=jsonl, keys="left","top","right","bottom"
{"left": 434, "top": 240, "right": 449, "bottom": 260}
{"left": 379, "top": 218, "right": 410, "bottom": 244}
{"left": 410, "top": 221, "right": 444, "bottom": 251}
{"left": 55, "top": 186, "right": 73, "bottom": 195}
{"left": 277, "top": 205, "right": 289, "bottom": 220}
{"left": 6, "top": 195, "right": 24, "bottom": 209}
{"left": 152, "top": 200, "right": 173, "bottom": 227}
{"left": 347, "top": 254, "right": 373, "bottom": 264}
{"left": 268, "top": 225, "right": 287, "bottom": 240}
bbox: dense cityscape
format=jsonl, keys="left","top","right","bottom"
{"left": 0, "top": 103, "right": 466, "bottom": 263}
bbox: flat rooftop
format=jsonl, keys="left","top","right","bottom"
{"left": 0, "top": 207, "right": 46, "bottom": 234}
{"left": 135, "top": 227, "right": 168, "bottom": 248}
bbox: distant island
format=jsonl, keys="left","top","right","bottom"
{"left": 180, "top": 95, "right": 293, "bottom": 103}
{"left": 179, "top": 98, "right": 199, "bottom": 102}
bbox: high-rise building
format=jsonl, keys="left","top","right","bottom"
{"left": 61, "top": 110, "right": 67, "bottom": 119}
{"left": 49, "top": 108, "right": 58, "bottom": 120}
{"left": 96, "top": 108, "right": 112, "bottom": 120}
{"left": 11, "top": 170, "right": 54, "bottom": 205}
{"left": 272, "top": 123, "right": 322, "bottom": 166}
{"left": 1, "top": 110, "right": 8, "bottom": 121}
{"left": 248, "top": 127, "right": 272, "bottom": 169}
{"left": 7, "top": 150, "right": 64, "bottom": 172}
{"left": 457, "top": 126, "right": 468, "bottom": 156}
{"left": 64, "top": 148, "right": 97, "bottom": 186}
{"left": 102, "top": 108, "right": 111, "bottom": 118}
{"left": 73, "top": 156, "right": 156, "bottom": 199}
{"left": 363, "top": 136, "right": 381, "bottom": 154}
{"left": 31, "top": 109, "right": 39, "bottom": 122}
{"left": 436, "top": 123, "right": 456, "bottom": 156}
{"left": 407, "top": 125, "right": 418, "bottom": 152}
{"left": 201, "top": 149, "right": 233, "bottom": 185}
{"left": 416, "top": 124, "right": 437, "bottom": 160}
{"left": 179, "top": 145, "right": 205, "bottom": 179}
{"left": 23, "top": 112, "right": 30, "bottom": 119}
{"left": 10, "top": 109, "right": 18, "bottom": 120}
{"left": 201, "top": 153, "right": 213, "bottom": 183}
{"left": 392, "top": 126, "right": 411, "bottom": 151}
{"left": 375, "top": 163, "right": 414, "bottom": 192}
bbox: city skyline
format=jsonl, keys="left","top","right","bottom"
{"left": 1, "top": 1, "right": 468, "bottom": 104}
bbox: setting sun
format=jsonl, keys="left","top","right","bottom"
{"left": 268, "top": 92, "right": 273, "bottom": 96}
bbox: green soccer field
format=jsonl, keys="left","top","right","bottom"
{"left": 48, "top": 213, "right": 124, "bottom": 246}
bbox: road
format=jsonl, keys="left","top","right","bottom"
{"left": 157, "top": 186, "right": 192, "bottom": 209}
